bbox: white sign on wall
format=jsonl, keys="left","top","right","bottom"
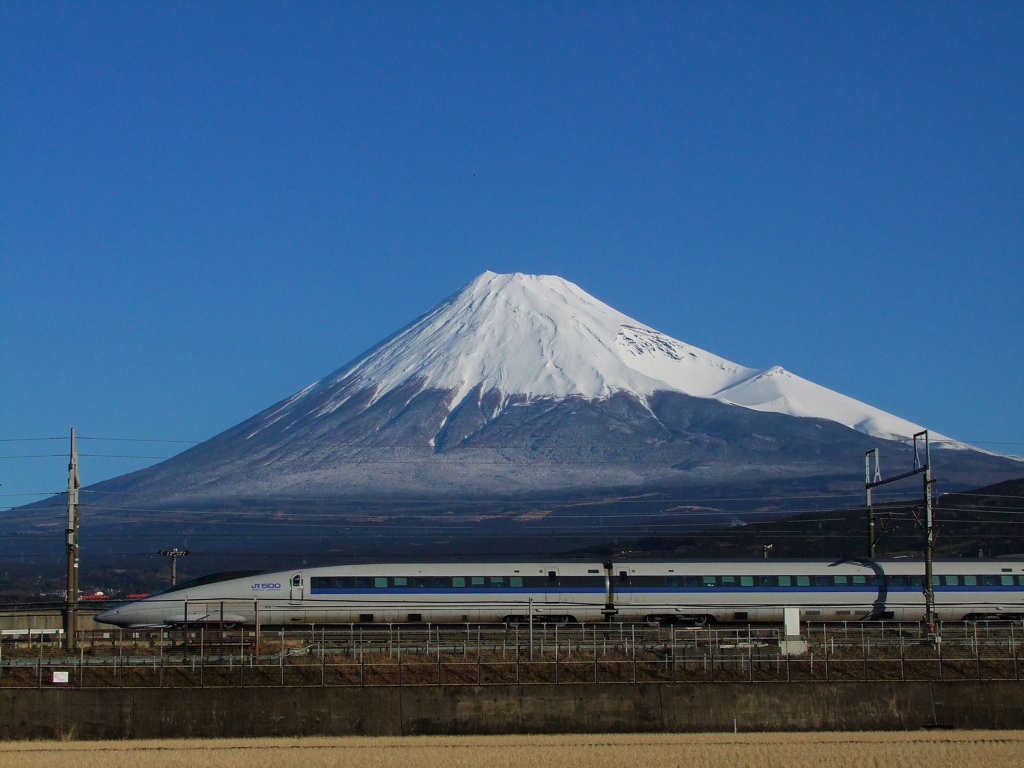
{"left": 51, "top": 671, "right": 69, "bottom": 684}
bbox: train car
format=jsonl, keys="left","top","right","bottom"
{"left": 96, "top": 561, "right": 610, "bottom": 628}
{"left": 96, "top": 558, "right": 1024, "bottom": 628}
{"left": 618, "top": 559, "right": 1024, "bottom": 624}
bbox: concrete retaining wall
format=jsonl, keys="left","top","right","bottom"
{"left": 3, "top": 682, "right": 1024, "bottom": 740}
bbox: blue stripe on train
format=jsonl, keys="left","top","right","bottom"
{"left": 309, "top": 587, "right": 604, "bottom": 595}
{"left": 309, "top": 585, "right": 1022, "bottom": 596}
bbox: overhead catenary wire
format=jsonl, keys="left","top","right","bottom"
{"left": 5, "top": 480, "right": 1020, "bottom": 505}
{"left": 79, "top": 438, "right": 1024, "bottom": 447}
{"left": 2, "top": 434, "right": 1020, "bottom": 521}
{"left": 5, "top": 492, "right": 1024, "bottom": 520}
{"left": 78, "top": 437, "right": 201, "bottom": 443}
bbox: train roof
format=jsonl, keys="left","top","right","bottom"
{"left": 151, "top": 570, "right": 265, "bottom": 596}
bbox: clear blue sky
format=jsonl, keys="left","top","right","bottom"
{"left": 2, "top": 2, "right": 1023, "bottom": 503}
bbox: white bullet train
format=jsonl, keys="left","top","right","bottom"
{"left": 96, "top": 558, "right": 1024, "bottom": 628}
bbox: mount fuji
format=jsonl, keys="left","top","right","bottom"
{"left": 9, "top": 270, "right": 1023, "bottom": 568}
{"left": 85, "top": 271, "right": 1016, "bottom": 507}
{"left": 255, "top": 271, "right": 945, "bottom": 445}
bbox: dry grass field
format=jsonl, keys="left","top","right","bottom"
{"left": 0, "top": 732, "right": 1021, "bottom": 768}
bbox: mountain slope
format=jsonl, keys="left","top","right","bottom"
{"left": 250, "top": 271, "right": 951, "bottom": 447}
{"left": 77, "top": 271, "right": 1020, "bottom": 506}
{"left": 7, "top": 271, "right": 1022, "bottom": 568}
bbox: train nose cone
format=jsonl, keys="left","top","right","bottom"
{"left": 95, "top": 607, "right": 123, "bottom": 626}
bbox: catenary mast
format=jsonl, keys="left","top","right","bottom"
{"left": 63, "top": 427, "right": 80, "bottom": 650}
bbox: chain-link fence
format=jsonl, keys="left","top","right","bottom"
{"left": 3, "top": 620, "right": 1024, "bottom": 688}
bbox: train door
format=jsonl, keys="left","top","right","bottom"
{"left": 289, "top": 572, "right": 303, "bottom": 603}
{"left": 545, "top": 568, "right": 560, "bottom": 605}
{"left": 616, "top": 568, "right": 632, "bottom": 604}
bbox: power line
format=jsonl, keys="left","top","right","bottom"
{"left": 78, "top": 436, "right": 201, "bottom": 443}
{"left": 73, "top": 486, "right": 933, "bottom": 502}
{"left": 0, "top": 453, "right": 173, "bottom": 460}
{"left": 0, "top": 437, "right": 65, "bottom": 442}
{"left": 0, "top": 454, "right": 67, "bottom": 459}
{"left": 78, "top": 453, "right": 172, "bottom": 459}
{"left": 4, "top": 492, "right": 1016, "bottom": 519}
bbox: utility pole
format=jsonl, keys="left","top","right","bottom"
{"left": 63, "top": 428, "right": 80, "bottom": 650}
{"left": 920, "top": 435, "right": 936, "bottom": 640}
{"left": 865, "top": 431, "right": 936, "bottom": 640}
{"left": 160, "top": 548, "right": 189, "bottom": 585}
{"left": 865, "top": 448, "right": 881, "bottom": 558}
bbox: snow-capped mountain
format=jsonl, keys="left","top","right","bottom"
{"left": 84, "top": 271, "right": 1018, "bottom": 504}
{"left": 253, "top": 271, "right": 943, "bottom": 445}
{"left": 10, "top": 270, "right": 1022, "bottom": 567}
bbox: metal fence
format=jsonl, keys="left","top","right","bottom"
{"left": 2, "top": 620, "right": 1024, "bottom": 688}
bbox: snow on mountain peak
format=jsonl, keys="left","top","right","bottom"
{"left": 275, "top": 271, "right": 951, "bottom": 444}
{"left": 319, "top": 270, "right": 676, "bottom": 407}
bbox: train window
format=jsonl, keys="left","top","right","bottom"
{"left": 910, "top": 576, "right": 924, "bottom": 587}
{"left": 815, "top": 576, "right": 830, "bottom": 587}
{"left": 291, "top": 575, "right": 302, "bottom": 587}
{"left": 374, "top": 577, "right": 388, "bottom": 589}
{"left": 408, "top": 614, "right": 422, "bottom": 623}
{"left": 413, "top": 577, "right": 430, "bottom": 588}
{"left": 471, "top": 577, "right": 485, "bottom": 587}
{"left": 433, "top": 577, "right": 447, "bottom": 588}
{"left": 834, "top": 576, "right": 848, "bottom": 586}
{"left": 944, "top": 575, "right": 960, "bottom": 586}
{"left": 570, "top": 573, "right": 608, "bottom": 586}
{"left": 740, "top": 576, "right": 754, "bottom": 587}
{"left": 963, "top": 575, "right": 978, "bottom": 586}
{"left": 310, "top": 577, "right": 328, "bottom": 590}
{"left": 852, "top": 576, "right": 867, "bottom": 586}
{"left": 933, "top": 576, "right": 941, "bottom": 586}
{"left": 721, "top": 576, "right": 736, "bottom": 586}
{"left": 550, "top": 571, "right": 559, "bottom": 582}
{"left": 982, "top": 576, "right": 998, "bottom": 587}
{"left": 872, "top": 576, "right": 885, "bottom": 587}
{"left": 665, "top": 576, "right": 681, "bottom": 587}
{"left": 889, "top": 576, "right": 905, "bottom": 587}
{"left": 359, "top": 614, "right": 373, "bottom": 623}
{"left": 619, "top": 571, "right": 629, "bottom": 583}
{"left": 684, "top": 576, "right": 700, "bottom": 587}
{"left": 1001, "top": 575, "right": 1014, "bottom": 586}
{"left": 452, "top": 577, "right": 466, "bottom": 588}
{"left": 778, "top": 576, "right": 792, "bottom": 587}
{"left": 393, "top": 577, "right": 408, "bottom": 587}
{"left": 561, "top": 576, "right": 596, "bottom": 587}
{"left": 702, "top": 576, "right": 717, "bottom": 587}
{"left": 759, "top": 576, "right": 774, "bottom": 587}
{"left": 510, "top": 576, "right": 523, "bottom": 588}
{"left": 796, "top": 576, "right": 810, "bottom": 587}
{"left": 490, "top": 577, "right": 505, "bottom": 587}
{"left": 355, "top": 577, "right": 373, "bottom": 589}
